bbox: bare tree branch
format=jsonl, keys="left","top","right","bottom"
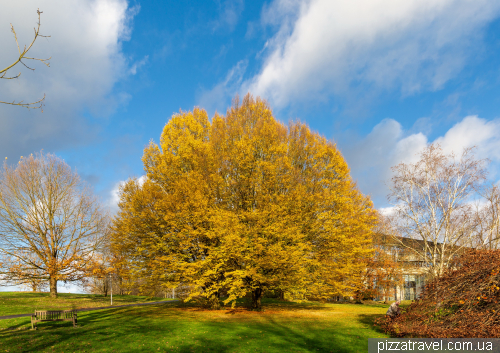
{"left": 0, "top": 152, "right": 109, "bottom": 298}
{"left": 388, "top": 144, "right": 488, "bottom": 279}
{"left": 0, "top": 9, "right": 50, "bottom": 110}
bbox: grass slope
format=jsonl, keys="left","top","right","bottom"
{"left": 0, "top": 292, "right": 172, "bottom": 317}
{"left": 0, "top": 293, "right": 394, "bottom": 353}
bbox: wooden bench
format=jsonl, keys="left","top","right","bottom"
{"left": 31, "top": 310, "right": 77, "bottom": 330}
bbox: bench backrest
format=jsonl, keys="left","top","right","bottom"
{"left": 35, "top": 310, "right": 75, "bottom": 320}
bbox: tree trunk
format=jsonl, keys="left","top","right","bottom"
{"left": 279, "top": 289, "right": 285, "bottom": 301}
{"left": 49, "top": 276, "right": 58, "bottom": 298}
{"left": 209, "top": 295, "right": 220, "bottom": 309}
{"left": 251, "top": 288, "right": 263, "bottom": 310}
{"left": 119, "top": 276, "right": 124, "bottom": 295}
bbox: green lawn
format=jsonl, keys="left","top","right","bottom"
{"left": 0, "top": 293, "right": 396, "bottom": 353}
{"left": 0, "top": 292, "right": 172, "bottom": 317}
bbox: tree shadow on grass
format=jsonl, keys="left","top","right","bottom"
{"left": 151, "top": 302, "right": 386, "bottom": 352}
{"left": 181, "top": 314, "right": 375, "bottom": 353}
{"left": 0, "top": 306, "right": 177, "bottom": 352}
{"left": 0, "top": 321, "right": 31, "bottom": 332}
{"left": 356, "top": 313, "right": 387, "bottom": 334}
{"left": 174, "top": 298, "right": 355, "bottom": 313}
{"left": 0, "top": 301, "right": 387, "bottom": 353}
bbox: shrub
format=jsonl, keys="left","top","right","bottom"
{"left": 377, "top": 249, "right": 500, "bottom": 338}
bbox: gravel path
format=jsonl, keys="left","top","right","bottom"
{"left": 0, "top": 299, "right": 180, "bottom": 320}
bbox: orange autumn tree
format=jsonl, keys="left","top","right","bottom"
{"left": 111, "top": 94, "right": 376, "bottom": 309}
{"left": 359, "top": 227, "right": 405, "bottom": 302}
{"left": 82, "top": 244, "right": 117, "bottom": 296}
{"left": 0, "top": 152, "right": 109, "bottom": 298}
{"left": 2, "top": 251, "right": 47, "bottom": 292}
{"left": 83, "top": 232, "right": 131, "bottom": 296}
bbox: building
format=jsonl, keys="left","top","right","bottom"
{"left": 373, "top": 235, "right": 458, "bottom": 302}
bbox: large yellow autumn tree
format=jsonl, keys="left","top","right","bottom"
{"left": 111, "top": 94, "right": 376, "bottom": 309}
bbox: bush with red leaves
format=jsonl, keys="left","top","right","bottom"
{"left": 376, "top": 249, "right": 500, "bottom": 338}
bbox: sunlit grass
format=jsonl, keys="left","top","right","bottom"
{"left": 0, "top": 291, "right": 171, "bottom": 318}
{"left": 0, "top": 295, "right": 393, "bottom": 352}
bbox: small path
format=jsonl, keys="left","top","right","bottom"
{"left": 0, "top": 299, "right": 180, "bottom": 320}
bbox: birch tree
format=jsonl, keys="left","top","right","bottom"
{"left": 388, "top": 144, "right": 487, "bottom": 278}
{"left": 470, "top": 184, "right": 500, "bottom": 250}
{"left": 0, "top": 152, "right": 108, "bottom": 298}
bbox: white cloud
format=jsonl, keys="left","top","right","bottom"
{"left": 129, "top": 55, "right": 149, "bottom": 75}
{"left": 109, "top": 181, "right": 125, "bottom": 212}
{"left": 197, "top": 60, "right": 248, "bottom": 115}
{"left": 239, "top": 0, "right": 500, "bottom": 108}
{"left": 436, "top": 116, "right": 500, "bottom": 161}
{"left": 379, "top": 206, "right": 396, "bottom": 217}
{"left": 343, "top": 115, "right": 500, "bottom": 207}
{"left": 341, "top": 119, "right": 428, "bottom": 203}
{"left": 211, "top": 0, "right": 245, "bottom": 32}
{"left": 0, "top": 0, "right": 137, "bottom": 159}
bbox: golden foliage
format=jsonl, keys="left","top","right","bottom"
{"left": 111, "top": 94, "right": 376, "bottom": 308}
{"left": 358, "top": 219, "right": 406, "bottom": 302}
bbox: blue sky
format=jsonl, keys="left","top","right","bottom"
{"left": 1, "top": 0, "right": 500, "bottom": 219}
